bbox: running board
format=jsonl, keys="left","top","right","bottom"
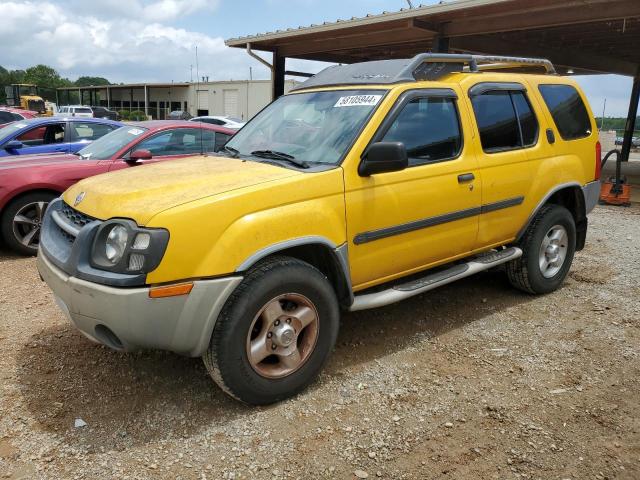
{"left": 349, "top": 247, "right": 522, "bottom": 312}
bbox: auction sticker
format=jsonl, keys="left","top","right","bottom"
{"left": 14, "top": 123, "right": 27, "bottom": 129}
{"left": 127, "top": 128, "right": 144, "bottom": 136}
{"left": 334, "top": 95, "right": 382, "bottom": 108}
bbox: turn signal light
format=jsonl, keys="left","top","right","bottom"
{"left": 149, "top": 282, "right": 194, "bottom": 298}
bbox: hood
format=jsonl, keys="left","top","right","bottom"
{"left": 64, "top": 155, "right": 303, "bottom": 225}
{"left": 0, "top": 153, "right": 79, "bottom": 171}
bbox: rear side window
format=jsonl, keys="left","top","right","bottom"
{"left": 381, "top": 96, "right": 462, "bottom": 165}
{"left": 0, "top": 111, "right": 15, "bottom": 123}
{"left": 202, "top": 130, "right": 232, "bottom": 152}
{"left": 69, "top": 123, "right": 117, "bottom": 141}
{"left": 471, "top": 89, "right": 539, "bottom": 152}
{"left": 75, "top": 108, "right": 93, "bottom": 114}
{"left": 538, "top": 84, "right": 592, "bottom": 140}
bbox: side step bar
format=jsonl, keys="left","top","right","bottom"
{"left": 349, "top": 247, "right": 522, "bottom": 312}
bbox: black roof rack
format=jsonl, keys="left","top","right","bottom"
{"left": 291, "top": 53, "right": 556, "bottom": 92}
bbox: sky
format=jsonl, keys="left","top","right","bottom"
{"left": 0, "top": 0, "right": 635, "bottom": 116}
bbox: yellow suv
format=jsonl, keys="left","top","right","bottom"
{"left": 37, "top": 54, "right": 601, "bottom": 404}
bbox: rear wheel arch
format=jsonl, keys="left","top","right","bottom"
{"left": 237, "top": 239, "right": 353, "bottom": 308}
{"left": 518, "top": 184, "right": 587, "bottom": 251}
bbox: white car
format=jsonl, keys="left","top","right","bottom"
{"left": 190, "top": 115, "right": 245, "bottom": 129}
{"left": 56, "top": 105, "right": 94, "bottom": 118}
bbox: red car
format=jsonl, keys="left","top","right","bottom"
{"left": 0, "top": 107, "right": 39, "bottom": 127}
{"left": 0, "top": 120, "right": 235, "bottom": 255}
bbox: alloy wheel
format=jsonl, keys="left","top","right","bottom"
{"left": 12, "top": 201, "right": 48, "bottom": 248}
{"left": 246, "top": 293, "right": 319, "bottom": 379}
{"left": 538, "top": 224, "right": 568, "bottom": 278}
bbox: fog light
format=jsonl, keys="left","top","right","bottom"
{"left": 128, "top": 253, "right": 145, "bottom": 271}
{"left": 132, "top": 233, "right": 151, "bottom": 250}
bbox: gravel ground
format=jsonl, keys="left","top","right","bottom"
{"left": 0, "top": 205, "right": 639, "bottom": 480}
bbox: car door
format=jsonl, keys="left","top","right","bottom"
{"left": 344, "top": 88, "right": 481, "bottom": 290}
{"left": 463, "top": 81, "right": 540, "bottom": 249}
{"left": 108, "top": 127, "right": 205, "bottom": 172}
{"left": 11, "top": 122, "right": 69, "bottom": 155}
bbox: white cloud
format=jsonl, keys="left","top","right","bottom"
{"left": 0, "top": 0, "right": 331, "bottom": 85}
{"left": 0, "top": 1, "right": 264, "bottom": 83}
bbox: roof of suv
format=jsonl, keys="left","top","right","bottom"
{"left": 292, "top": 53, "right": 556, "bottom": 92}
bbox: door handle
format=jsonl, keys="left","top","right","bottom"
{"left": 458, "top": 173, "right": 475, "bottom": 183}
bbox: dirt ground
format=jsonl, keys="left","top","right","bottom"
{"left": 0, "top": 205, "right": 639, "bottom": 480}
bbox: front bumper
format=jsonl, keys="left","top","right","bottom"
{"left": 38, "top": 251, "right": 242, "bottom": 357}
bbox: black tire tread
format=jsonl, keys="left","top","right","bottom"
{"left": 203, "top": 255, "right": 335, "bottom": 404}
{"left": 0, "top": 191, "right": 56, "bottom": 256}
{"left": 506, "top": 204, "right": 574, "bottom": 294}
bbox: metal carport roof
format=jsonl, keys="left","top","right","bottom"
{"left": 226, "top": 0, "right": 640, "bottom": 168}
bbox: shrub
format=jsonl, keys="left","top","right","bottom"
{"left": 117, "top": 110, "right": 129, "bottom": 120}
{"left": 129, "top": 110, "right": 147, "bottom": 121}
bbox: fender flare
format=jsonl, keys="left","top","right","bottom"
{"left": 235, "top": 236, "right": 354, "bottom": 306}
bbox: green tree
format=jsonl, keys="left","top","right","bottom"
{"left": 75, "top": 76, "right": 111, "bottom": 87}
{"left": 23, "top": 64, "right": 66, "bottom": 88}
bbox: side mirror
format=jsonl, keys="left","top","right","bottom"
{"left": 4, "top": 140, "right": 24, "bottom": 150}
{"left": 128, "top": 149, "right": 152, "bottom": 162}
{"left": 359, "top": 142, "right": 408, "bottom": 177}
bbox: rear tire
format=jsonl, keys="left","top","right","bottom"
{"left": 203, "top": 256, "right": 340, "bottom": 405}
{"left": 506, "top": 204, "right": 576, "bottom": 294}
{"left": 1, "top": 192, "right": 56, "bottom": 256}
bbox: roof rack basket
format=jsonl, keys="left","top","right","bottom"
{"left": 405, "top": 53, "right": 556, "bottom": 81}
{"left": 292, "top": 53, "right": 556, "bottom": 92}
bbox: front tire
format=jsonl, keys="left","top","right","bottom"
{"left": 203, "top": 256, "right": 340, "bottom": 405}
{"left": 1, "top": 192, "right": 56, "bottom": 256}
{"left": 506, "top": 204, "right": 576, "bottom": 294}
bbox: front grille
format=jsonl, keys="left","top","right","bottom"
{"left": 61, "top": 202, "right": 95, "bottom": 229}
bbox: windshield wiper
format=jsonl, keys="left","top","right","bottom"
{"left": 250, "top": 150, "right": 309, "bottom": 169}
{"left": 223, "top": 145, "right": 240, "bottom": 158}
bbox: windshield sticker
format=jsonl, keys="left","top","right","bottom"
{"left": 334, "top": 95, "right": 382, "bottom": 108}
{"left": 127, "top": 128, "right": 144, "bottom": 136}
{"left": 14, "top": 123, "right": 27, "bottom": 129}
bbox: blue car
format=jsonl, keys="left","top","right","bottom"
{"left": 0, "top": 117, "right": 122, "bottom": 158}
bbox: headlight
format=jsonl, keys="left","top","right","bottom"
{"left": 90, "top": 220, "right": 169, "bottom": 275}
{"left": 105, "top": 225, "right": 128, "bottom": 264}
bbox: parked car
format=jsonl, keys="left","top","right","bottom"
{"left": 91, "top": 106, "right": 119, "bottom": 121}
{"left": 190, "top": 115, "right": 246, "bottom": 129}
{"left": 0, "top": 107, "right": 39, "bottom": 127}
{"left": 167, "top": 110, "right": 192, "bottom": 120}
{"left": 0, "top": 117, "right": 122, "bottom": 158}
{"left": 36, "top": 54, "right": 601, "bottom": 405}
{"left": 0, "top": 121, "right": 234, "bottom": 255}
{"left": 56, "top": 105, "right": 94, "bottom": 118}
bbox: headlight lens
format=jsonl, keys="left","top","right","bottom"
{"left": 90, "top": 219, "right": 169, "bottom": 275}
{"left": 105, "top": 225, "right": 128, "bottom": 264}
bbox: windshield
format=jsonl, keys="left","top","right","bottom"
{"left": 77, "top": 126, "right": 148, "bottom": 160}
{"left": 225, "top": 89, "right": 385, "bottom": 165}
{"left": 0, "top": 121, "right": 32, "bottom": 142}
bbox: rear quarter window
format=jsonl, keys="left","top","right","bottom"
{"left": 538, "top": 84, "right": 592, "bottom": 140}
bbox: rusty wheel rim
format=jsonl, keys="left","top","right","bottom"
{"left": 246, "top": 293, "right": 319, "bottom": 379}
